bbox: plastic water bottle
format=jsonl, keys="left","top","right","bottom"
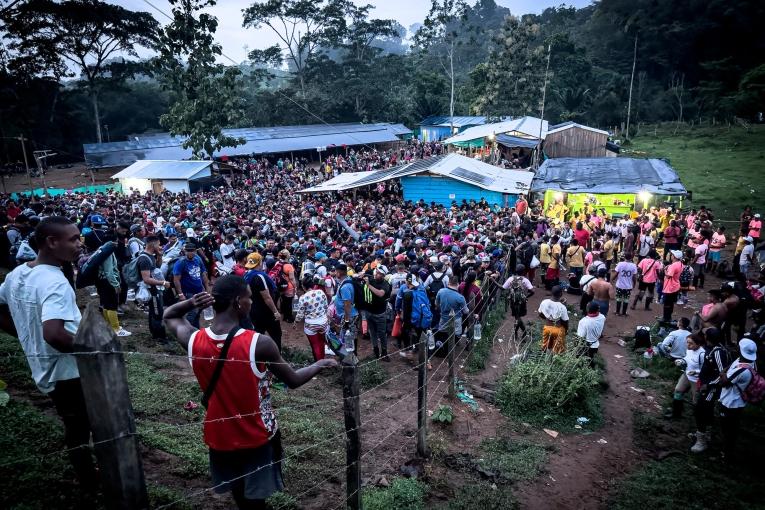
{"left": 127, "top": 288, "right": 136, "bottom": 302}
{"left": 203, "top": 306, "right": 214, "bottom": 321}
{"left": 426, "top": 329, "right": 435, "bottom": 350}
{"left": 473, "top": 322, "right": 482, "bottom": 341}
{"left": 344, "top": 330, "right": 355, "bottom": 352}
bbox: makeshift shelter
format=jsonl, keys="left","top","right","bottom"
{"left": 544, "top": 122, "right": 610, "bottom": 158}
{"left": 300, "top": 153, "right": 533, "bottom": 208}
{"left": 531, "top": 158, "right": 688, "bottom": 220}
{"left": 418, "top": 116, "right": 487, "bottom": 142}
{"left": 85, "top": 122, "right": 412, "bottom": 168}
{"left": 111, "top": 160, "right": 215, "bottom": 194}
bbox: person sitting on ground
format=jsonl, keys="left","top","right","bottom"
{"left": 538, "top": 285, "right": 569, "bottom": 354}
{"left": 577, "top": 301, "right": 605, "bottom": 366}
{"left": 163, "top": 275, "right": 337, "bottom": 510}
{"left": 656, "top": 317, "right": 691, "bottom": 360}
{"left": 664, "top": 332, "right": 706, "bottom": 419}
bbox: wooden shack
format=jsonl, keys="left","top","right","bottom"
{"left": 543, "top": 122, "right": 609, "bottom": 158}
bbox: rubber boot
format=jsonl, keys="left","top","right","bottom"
{"left": 663, "top": 398, "right": 683, "bottom": 419}
{"left": 381, "top": 348, "right": 389, "bottom": 362}
{"left": 631, "top": 295, "right": 641, "bottom": 310}
{"left": 373, "top": 346, "right": 380, "bottom": 359}
{"left": 690, "top": 431, "right": 709, "bottom": 453}
{"left": 645, "top": 296, "right": 653, "bottom": 311}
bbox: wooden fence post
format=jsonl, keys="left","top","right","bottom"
{"left": 341, "top": 353, "right": 361, "bottom": 510}
{"left": 73, "top": 302, "right": 148, "bottom": 510}
{"left": 447, "top": 312, "right": 456, "bottom": 399}
{"left": 416, "top": 333, "right": 429, "bottom": 458}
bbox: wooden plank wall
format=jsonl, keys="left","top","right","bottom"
{"left": 544, "top": 128, "right": 607, "bottom": 158}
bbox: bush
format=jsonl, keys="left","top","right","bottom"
{"left": 496, "top": 349, "right": 600, "bottom": 429}
{"left": 362, "top": 478, "right": 426, "bottom": 510}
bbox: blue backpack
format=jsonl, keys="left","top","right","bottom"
{"left": 409, "top": 288, "right": 433, "bottom": 329}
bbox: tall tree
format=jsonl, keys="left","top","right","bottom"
{"left": 1, "top": 0, "right": 158, "bottom": 143}
{"left": 414, "top": 0, "right": 468, "bottom": 133}
{"left": 154, "top": 0, "right": 245, "bottom": 159}
{"left": 243, "top": 0, "right": 349, "bottom": 105}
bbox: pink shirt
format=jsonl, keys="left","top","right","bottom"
{"left": 663, "top": 261, "right": 682, "bottom": 294}
{"left": 638, "top": 258, "right": 663, "bottom": 284}
{"left": 749, "top": 219, "right": 761, "bottom": 239}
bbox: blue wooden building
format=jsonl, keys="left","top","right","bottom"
{"left": 300, "top": 153, "right": 533, "bottom": 208}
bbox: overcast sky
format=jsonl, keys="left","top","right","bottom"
{"left": 115, "top": 0, "right": 592, "bottom": 63}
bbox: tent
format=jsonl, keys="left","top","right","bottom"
{"left": 112, "top": 160, "right": 215, "bottom": 194}
{"left": 531, "top": 157, "right": 687, "bottom": 219}
{"left": 300, "top": 153, "right": 533, "bottom": 208}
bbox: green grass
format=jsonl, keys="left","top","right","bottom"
{"left": 362, "top": 477, "right": 426, "bottom": 510}
{"left": 446, "top": 483, "right": 519, "bottom": 510}
{"left": 359, "top": 356, "right": 388, "bottom": 389}
{"left": 476, "top": 436, "right": 550, "bottom": 482}
{"left": 465, "top": 299, "right": 507, "bottom": 373}
{"left": 626, "top": 123, "right": 765, "bottom": 221}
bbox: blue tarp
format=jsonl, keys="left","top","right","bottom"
{"left": 496, "top": 133, "right": 541, "bottom": 149}
{"left": 530, "top": 158, "right": 687, "bottom": 195}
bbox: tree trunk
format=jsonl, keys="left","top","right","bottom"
{"left": 449, "top": 42, "right": 455, "bottom": 137}
{"left": 625, "top": 35, "right": 638, "bottom": 140}
{"left": 92, "top": 90, "right": 103, "bottom": 144}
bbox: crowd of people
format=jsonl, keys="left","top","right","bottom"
{"left": 0, "top": 144, "right": 763, "bottom": 507}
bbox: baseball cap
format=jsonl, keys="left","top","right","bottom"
{"left": 245, "top": 252, "right": 263, "bottom": 269}
{"left": 375, "top": 265, "right": 389, "bottom": 276}
{"left": 184, "top": 243, "right": 197, "bottom": 251}
{"left": 744, "top": 236, "right": 753, "bottom": 242}
{"left": 670, "top": 250, "right": 683, "bottom": 259}
{"left": 739, "top": 338, "right": 757, "bottom": 361}
{"left": 315, "top": 251, "right": 327, "bottom": 260}
{"left": 90, "top": 214, "right": 106, "bottom": 225}
{"left": 130, "top": 224, "right": 143, "bottom": 234}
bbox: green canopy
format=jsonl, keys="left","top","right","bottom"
{"left": 450, "top": 138, "right": 484, "bottom": 148}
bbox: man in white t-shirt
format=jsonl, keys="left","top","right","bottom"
{"left": 577, "top": 301, "right": 606, "bottom": 365}
{"left": 739, "top": 236, "right": 755, "bottom": 276}
{"left": 0, "top": 217, "right": 97, "bottom": 487}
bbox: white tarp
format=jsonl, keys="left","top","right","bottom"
{"left": 443, "top": 116, "right": 549, "bottom": 145}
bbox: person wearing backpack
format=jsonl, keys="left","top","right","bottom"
{"left": 500, "top": 264, "right": 534, "bottom": 337}
{"left": 718, "top": 338, "right": 760, "bottom": 461}
{"left": 275, "top": 250, "right": 298, "bottom": 323}
{"left": 127, "top": 224, "right": 146, "bottom": 259}
{"left": 334, "top": 262, "right": 359, "bottom": 354}
{"left": 136, "top": 235, "right": 172, "bottom": 345}
{"left": 363, "top": 266, "right": 392, "bottom": 360}
{"left": 424, "top": 261, "right": 448, "bottom": 328}
{"left": 434, "top": 274, "right": 471, "bottom": 352}
{"left": 395, "top": 273, "right": 433, "bottom": 362}
{"left": 243, "top": 252, "right": 283, "bottom": 351}
{"left": 690, "top": 327, "right": 730, "bottom": 453}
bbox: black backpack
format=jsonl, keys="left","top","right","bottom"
{"left": 339, "top": 277, "right": 372, "bottom": 312}
{"left": 427, "top": 272, "right": 446, "bottom": 301}
{"left": 633, "top": 326, "right": 651, "bottom": 350}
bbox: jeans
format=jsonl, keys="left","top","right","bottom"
{"left": 366, "top": 311, "right": 388, "bottom": 351}
{"left": 148, "top": 286, "right": 167, "bottom": 340}
{"left": 662, "top": 292, "right": 678, "bottom": 322}
{"left": 49, "top": 378, "right": 98, "bottom": 488}
{"left": 720, "top": 405, "right": 743, "bottom": 459}
{"left": 592, "top": 299, "right": 610, "bottom": 316}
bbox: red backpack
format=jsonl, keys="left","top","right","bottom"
{"left": 268, "top": 261, "right": 289, "bottom": 291}
{"left": 734, "top": 363, "right": 765, "bottom": 404}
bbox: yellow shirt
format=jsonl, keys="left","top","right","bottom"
{"left": 735, "top": 237, "right": 745, "bottom": 256}
{"left": 549, "top": 244, "right": 562, "bottom": 269}
{"left": 604, "top": 239, "right": 615, "bottom": 261}
{"left": 567, "top": 245, "right": 585, "bottom": 268}
{"left": 539, "top": 243, "right": 551, "bottom": 264}
{"left": 629, "top": 211, "right": 639, "bottom": 220}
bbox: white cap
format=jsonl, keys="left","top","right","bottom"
{"left": 744, "top": 236, "right": 754, "bottom": 243}
{"left": 670, "top": 250, "right": 683, "bottom": 259}
{"left": 739, "top": 338, "right": 757, "bottom": 361}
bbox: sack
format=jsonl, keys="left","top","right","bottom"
{"left": 136, "top": 285, "right": 151, "bottom": 303}
{"left": 75, "top": 241, "right": 117, "bottom": 289}
{"left": 122, "top": 253, "right": 152, "bottom": 289}
{"left": 427, "top": 272, "right": 445, "bottom": 301}
{"left": 735, "top": 365, "right": 765, "bottom": 404}
{"left": 268, "top": 261, "right": 289, "bottom": 291}
{"left": 408, "top": 288, "right": 433, "bottom": 329}
{"left": 529, "top": 255, "right": 540, "bottom": 269}
{"left": 679, "top": 265, "right": 694, "bottom": 288}
{"left": 15, "top": 239, "right": 36, "bottom": 263}
{"left": 391, "top": 315, "right": 403, "bottom": 337}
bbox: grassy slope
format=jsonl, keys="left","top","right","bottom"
{"left": 625, "top": 123, "right": 765, "bottom": 221}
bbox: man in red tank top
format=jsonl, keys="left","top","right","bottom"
{"left": 164, "top": 275, "right": 337, "bottom": 509}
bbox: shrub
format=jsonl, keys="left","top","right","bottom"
{"left": 431, "top": 404, "right": 454, "bottom": 424}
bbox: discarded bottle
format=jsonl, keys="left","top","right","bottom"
{"left": 473, "top": 322, "right": 482, "bottom": 341}
{"left": 426, "top": 329, "right": 435, "bottom": 350}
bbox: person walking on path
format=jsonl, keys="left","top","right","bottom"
{"left": 662, "top": 250, "right": 684, "bottom": 323}
{"left": 163, "top": 275, "right": 337, "bottom": 510}
{"left": 632, "top": 250, "right": 662, "bottom": 311}
{"left": 243, "top": 252, "right": 283, "bottom": 351}
{"left": 364, "top": 265, "right": 392, "bottom": 360}
{"left": 612, "top": 254, "right": 637, "bottom": 316}
{"left": 576, "top": 301, "right": 605, "bottom": 365}
{"left": 138, "top": 235, "right": 172, "bottom": 345}
{"left": 718, "top": 338, "right": 758, "bottom": 461}
{"left": 294, "top": 275, "right": 330, "bottom": 362}
{"left": 538, "top": 286, "right": 569, "bottom": 353}
{"left": 0, "top": 217, "right": 98, "bottom": 489}
{"left": 588, "top": 267, "right": 615, "bottom": 317}
{"left": 690, "top": 328, "right": 730, "bottom": 454}
{"left": 173, "top": 243, "right": 211, "bottom": 328}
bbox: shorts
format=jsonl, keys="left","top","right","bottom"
{"left": 209, "top": 432, "right": 284, "bottom": 500}
{"left": 615, "top": 287, "right": 632, "bottom": 301}
{"left": 709, "top": 251, "right": 721, "bottom": 262}
{"left": 637, "top": 281, "right": 656, "bottom": 292}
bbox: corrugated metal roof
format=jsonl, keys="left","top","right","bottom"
{"left": 546, "top": 122, "right": 609, "bottom": 136}
{"left": 420, "top": 116, "right": 487, "bottom": 128}
{"left": 111, "top": 160, "right": 213, "bottom": 180}
{"left": 300, "top": 154, "right": 532, "bottom": 195}
{"left": 496, "top": 134, "right": 541, "bottom": 149}
{"left": 84, "top": 123, "right": 413, "bottom": 168}
{"left": 444, "top": 117, "right": 549, "bottom": 145}
{"left": 530, "top": 158, "right": 687, "bottom": 195}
